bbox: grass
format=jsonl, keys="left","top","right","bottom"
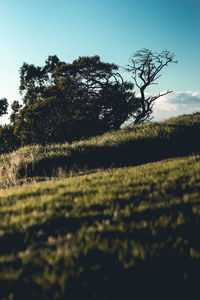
{"left": 0, "top": 112, "right": 200, "bottom": 185}
{"left": 1, "top": 113, "right": 200, "bottom": 299}
{"left": 0, "top": 154, "right": 200, "bottom": 299}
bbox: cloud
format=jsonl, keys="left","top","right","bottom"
{"left": 152, "top": 91, "right": 200, "bottom": 121}
{"left": 169, "top": 92, "right": 200, "bottom": 104}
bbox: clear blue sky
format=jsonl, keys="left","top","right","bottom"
{"left": 0, "top": 0, "right": 200, "bottom": 119}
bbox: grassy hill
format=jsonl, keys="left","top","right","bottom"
{"left": 1, "top": 113, "right": 200, "bottom": 299}
{"left": 1, "top": 112, "right": 200, "bottom": 187}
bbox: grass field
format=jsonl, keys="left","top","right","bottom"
{"left": 1, "top": 114, "right": 200, "bottom": 299}
{"left": 1, "top": 113, "right": 200, "bottom": 186}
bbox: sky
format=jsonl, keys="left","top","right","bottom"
{"left": 0, "top": 0, "right": 200, "bottom": 123}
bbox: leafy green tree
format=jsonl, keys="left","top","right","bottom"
{"left": 0, "top": 125, "right": 20, "bottom": 154}
{"left": 10, "top": 100, "right": 22, "bottom": 125}
{"left": 16, "top": 55, "right": 137, "bottom": 144}
{"left": 0, "top": 98, "right": 8, "bottom": 118}
{"left": 19, "top": 55, "right": 63, "bottom": 105}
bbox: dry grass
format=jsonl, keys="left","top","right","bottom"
{"left": 0, "top": 153, "right": 21, "bottom": 188}
{"left": 0, "top": 151, "right": 105, "bottom": 190}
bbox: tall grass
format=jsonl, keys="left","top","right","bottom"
{"left": 0, "top": 113, "right": 200, "bottom": 185}
{"left": 0, "top": 153, "right": 21, "bottom": 188}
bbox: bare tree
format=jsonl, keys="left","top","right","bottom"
{"left": 126, "top": 48, "right": 178, "bottom": 124}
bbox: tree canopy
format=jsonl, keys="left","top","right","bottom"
{"left": 15, "top": 55, "right": 137, "bottom": 144}
{"left": 0, "top": 98, "right": 8, "bottom": 118}
{"left": 0, "top": 49, "right": 177, "bottom": 153}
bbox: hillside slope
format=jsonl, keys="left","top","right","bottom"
{"left": 0, "top": 113, "right": 200, "bottom": 185}
{"left": 1, "top": 154, "right": 200, "bottom": 299}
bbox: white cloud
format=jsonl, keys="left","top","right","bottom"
{"left": 152, "top": 91, "right": 200, "bottom": 121}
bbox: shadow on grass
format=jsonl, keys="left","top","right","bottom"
{"left": 1, "top": 195, "right": 200, "bottom": 299}
{"left": 0, "top": 248, "right": 200, "bottom": 300}
{"left": 18, "top": 122, "right": 200, "bottom": 177}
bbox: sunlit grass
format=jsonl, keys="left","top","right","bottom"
{"left": 0, "top": 154, "right": 200, "bottom": 298}
{"left": 1, "top": 113, "right": 200, "bottom": 299}
{"left": 0, "top": 113, "right": 200, "bottom": 188}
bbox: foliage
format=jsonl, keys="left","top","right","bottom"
{"left": 0, "top": 125, "right": 20, "bottom": 154}
{"left": 15, "top": 55, "right": 136, "bottom": 145}
{"left": 0, "top": 98, "right": 8, "bottom": 118}
{"left": 10, "top": 101, "right": 22, "bottom": 125}
{"left": 0, "top": 49, "right": 177, "bottom": 150}
{"left": 0, "top": 154, "right": 200, "bottom": 299}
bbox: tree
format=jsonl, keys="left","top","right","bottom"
{"left": 52, "top": 55, "right": 135, "bottom": 132}
{"left": 0, "top": 98, "right": 8, "bottom": 118}
{"left": 10, "top": 100, "right": 22, "bottom": 125}
{"left": 15, "top": 55, "right": 137, "bottom": 144}
{"left": 19, "top": 55, "right": 64, "bottom": 105}
{"left": 126, "top": 48, "right": 178, "bottom": 124}
{"left": 0, "top": 125, "right": 20, "bottom": 154}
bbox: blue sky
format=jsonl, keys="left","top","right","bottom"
{"left": 0, "top": 0, "right": 200, "bottom": 122}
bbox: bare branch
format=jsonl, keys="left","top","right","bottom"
{"left": 125, "top": 48, "right": 177, "bottom": 124}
